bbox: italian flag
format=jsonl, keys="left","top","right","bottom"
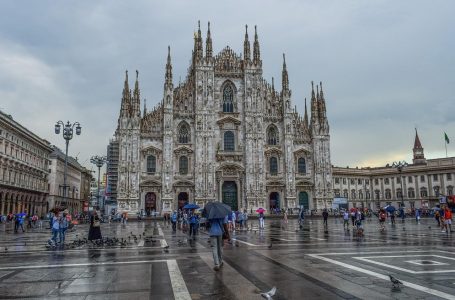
{"left": 445, "top": 132, "right": 450, "bottom": 144}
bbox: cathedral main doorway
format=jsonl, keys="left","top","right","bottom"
{"left": 298, "top": 192, "right": 309, "bottom": 210}
{"left": 178, "top": 192, "right": 189, "bottom": 210}
{"left": 269, "top": 192, "right": 280, "bottom": 211}
{"left": 222, "top": 181, "right": 238, "bottom": 211}
{"left": 145, "top": 192, "right": 156, "bottom": 216}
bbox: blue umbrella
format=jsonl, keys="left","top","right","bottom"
{"left": 183, "top": 203, "right": 200, "bottom": 210}
{"left": 203, "top": 202, "right": 232, "bottom": 220}
{"left": 385, "top": 205, "right": 396, "bottom": 213}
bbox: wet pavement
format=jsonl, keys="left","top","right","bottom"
{"left": 1, "top": 217, "right": 455, "bottom": 299}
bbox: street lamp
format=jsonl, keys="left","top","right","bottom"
{"left": 54, "top": 120, "right": 82, "bottom": 208}
{"left": 392, "top": 161, "right": 408, "bottom": 207}
{"left": 90, "top": 155, "right": 107, "bottom": 212}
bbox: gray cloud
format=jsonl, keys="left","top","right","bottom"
{"left": 0, "top": 0, "right": 454, "bottom": 171}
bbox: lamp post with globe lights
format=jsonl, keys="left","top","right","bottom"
{"left": 90, "top": 155, "right": 107, "bottom": 211}
{"left": 392, "top": 161, "right": 408, "bottom": 208}
{"left": 54, "top": 121, "right": 82, "bottom": 208}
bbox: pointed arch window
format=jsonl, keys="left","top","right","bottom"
{"left": 270, "top": 157, "right": 278, "bottom": 175}
{"left": 298, "top": 157, "right": 306, "bottom": 174}
{"left": 267, "top": 125, "right": 279, "bottom": 145}
{"left": 223, "top": 85, "right": 234, "bottom": 113}
{"left": 178, "top": 123, "right": 190, "bottom": 144}
{"left": 224, "top": 131, "right": 235, "bottom": 151}
{"left": 146, "top": 155, "right": 156, "bottom": 174}
{"left": 179, "top": 156, "right": 188, "bottom": 175}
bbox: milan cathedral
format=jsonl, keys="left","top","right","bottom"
{"left": 114, "top": 22, "right": 332, "bottom": 215}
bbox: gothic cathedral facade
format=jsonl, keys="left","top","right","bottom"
{"left": 114, "top": 22, "right": 332, "bottom": 215}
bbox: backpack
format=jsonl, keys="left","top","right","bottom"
{"left": 171, "top": 213, "right": 177, "bottom": 222}
{"left": 380, "top": 212, "right": 386, "bottom": 220}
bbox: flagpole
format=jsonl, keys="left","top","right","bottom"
{"left": 446, "top": 140, "right": 448, "bottom": 158}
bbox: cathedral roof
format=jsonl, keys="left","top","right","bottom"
{"left": 414, "top": 129, "right": 423, "bottom": 149}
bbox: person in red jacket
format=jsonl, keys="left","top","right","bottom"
{"left": 443, "top": 206, "right": 452, "bottom": 233}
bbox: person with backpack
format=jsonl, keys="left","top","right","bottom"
{"left": 171, "top": 210, "right": 178, "bottom": 232}
{"left": 49, "top": 212, "right": 60, "bottom": 246}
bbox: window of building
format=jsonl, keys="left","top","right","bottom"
{"left": 396, "top": 177, "right": 401, "bottom": 184}
{"left": 298, "top": 158, "right": 306, "bottom": 174}
{"left": 343, "top": 178, "right": 346, "bottom": 184}
{"left": 358, "top": 179, "right": 362, "bottom": 185}
{"left": 146, "top": 155, "right": 156, "bottom": 174}
{"left": 358, "top": 190, "right": 363, "bottom": 199}
{"left": 351, "top": 189, "right": 356, "bottom": 199}
{"left": 335, "top": 178, "right": 340, "bottom": 184}
{"left": 420, "top": 175, "right": 425, "bottom": 183}
{"left": 334, "top": 190, "right": 340, "bottom": 197}
{"left": 366, "top": 191, "right": 370, "bottom": 199}
{"left": 384, "top": 178, "right": 390, "bottom": 185}
{"left": 375, "top": 190, "right": 380, "bottom": 199}
{"left": 408, "top": 188, "right": 415, "bottom": 198}
{"left": 433, "top": 174, "right": 438, "bottom": 181}
{"left": 224, "top": 131, "right": 235, "bottom": 151}
{"left": 267, "top": 125, "right": 279, "bottom": 145}
{"left": 270, "top": 157, "right": 278, "bottom": 175}
{"left": 408, "top": 176, "right": 413, "bottom": 183}
{"left": 178, "top": 123, "right": 190, "bottom": 144}
{"left": 385, "top": 189, "right": 391, "bottom": 199}
{"left": 343, "top": 189, "right": 348, "bottom": 198}
{"left": 448, "top": 173, "right": 453, "bottom": 181}
{"left": 448, "top": 186, "right": 454, "bottom": 196}
{"left": 374, "top": 179, "right": 379, "bottom": 185}
{"left": 350, "top": 178, "right": 355, "bottom": 185}
{"left": 222, "top": 85, "right": 234, "bottom": 113}
{"left": 179, "top": 156, "right": 188, "bottom": 175}
{"left": 396, "top": 188, "right": 402, "bottom": 199}
{"left": 365, "top": 179, "right": 370, "bottom": 185}
{"left": 420, "top": 187, "right": 428, "bottom": 197}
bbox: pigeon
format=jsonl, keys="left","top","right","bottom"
{"left": 428, "top": 226, "right": 431, "bottom": 229}
{"left": 268, "top": 242, "right": 273, "bottom": 249}
{"left": 389, "top": 275, "right": 403, "bottom": 288}
{"left": 261, "top": 286, "right": 276, "bottom": 299}
{"left": 163, "top": 245, "right": 169, "bottom": 249}
{"left": 4, "top": 247, "right": 7, "bottom": 251}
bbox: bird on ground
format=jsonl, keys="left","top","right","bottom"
{"left": 4, "top": 247, "right": 7, "bottom": 251}
{"left": 260, "top": 286, "right": 276, "bottom": 299}
{"left": 268, "top": 242, "right": 273, "bottom": 249}
{"left": 163, "top": 245, "right": 169, "bottom": 249}
{"left": 389, "top": 275, "right": 403, "bottom": 288}
{"left": 428, "top": 226, "right": 431, "bottom": 229}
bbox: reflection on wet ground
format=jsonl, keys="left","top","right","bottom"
{"left": 0, "top": 217, "right": 454, "bottom": 299}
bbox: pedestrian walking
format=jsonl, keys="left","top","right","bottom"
{"left": 443, "top": 206, "right": 452, "bottom": 233}
{"left": 435, "top": 209, "right": 441, "bottom": 227}
{"left": 243, "top": 210, "right": 249, "bottom": 230}
{"left": 59, "top": 210, "right": 69, "bottom": 243}
{"left": 298, "top": 209, "right": 305, "bottom": 229}
{"left": 171, "top": 210, "right": 177, "bottom": 232}
{"left": 258, "top": 211, "right": 265, "bottom": 229}
{"left": 415, "top": 209, "right": 421, "bottom": 224}
{"left": 209, "top": 216, "right": 227, "bottom": 271}
{"left": 379, "top": 209, "right": 386, "bottom": 231}
{"left": 49, "top": 212, "right": 60, "bottom": 245}
{"left": 390, "top": 211, "right": 396, "bottom": 225}
{"left": 322, "top": 209, "right": 329, "bottom": 227}
{"left": 88, "top": 211, "right": 102, "bottom": 241}
{"left": 283, "top": 210, "right": 288, "bottom": 229}
{"left": 189, "top": 210, "right": 198, "bottom": 239}
{"left": 350, "top": 209, "right": 356, "bottom": 226}
{"left": 14, "top": 213, "right": 25, "bottom": 233}
{"left": 343, "top": 210, "right": 350, "bottom": 230}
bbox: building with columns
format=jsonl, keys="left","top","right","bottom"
{"left": 332, "top": 130, "right": 455, "bottom": 210}
{"left": 114, "top": 22, "right": 332, "bottom": 215}
{"left": 0, "top": 110, "right": 53, "bottom": 216}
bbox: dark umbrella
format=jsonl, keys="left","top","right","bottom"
{"left": 203, "top": 202, "right": 232, "bottom": 220}
{"left": 385, "top": 205, "right": 396, "bottom": 213}
{"left": 183, "top": 203, "right": 200, "bottom": 210}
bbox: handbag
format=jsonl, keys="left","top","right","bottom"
{"left": 93, "top": 218, "right": 100, "bottom": 227}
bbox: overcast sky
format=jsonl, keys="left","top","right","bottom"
{"left": 0, "top": 0, "right": 454, "bottom": 173}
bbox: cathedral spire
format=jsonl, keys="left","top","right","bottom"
{"left": 271, "top": 77, "right": 275, "bottom": 93}
{"left": 165, "top": 46, "right": 173, "bottom": 89}
{"left": 282, "top": 53, "right": 289, "bottom": 93}
{"left": 253, "top": 25, "right": 261, "bottom": 65}
{"left": 120, "top": 70, "right": 130, "bottom": 117}
{"left": 244, "top": 25, "right": 250, "bottom": 61}
{"left": 310, "top": 81, "right": 319, "bottom": 129}
{"left": 143, "top": 98, "right": 147, "bottom": 118}
{"left": 319, "top": 81, "right": 326, "bottom": 119}
{"left": 194, "top": 20, "right": 203, "bottom": 61}
{"left": 206, "top": 21, "right": 212, "bottom": 58}
{"left": 132, "top": 70, "right": 141, "bottom": 117}
{"left": 304, "top": 98, "right": 309, "bottom": 127}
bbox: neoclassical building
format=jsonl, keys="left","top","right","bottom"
{"left": 114, "top": 22, "right": 332, "bottom": 215}
{"left": 332, "top": 130, "right": 455, "bottom": 210}
{"left": 0, "top": 110, "right": 53, "bottom": 216}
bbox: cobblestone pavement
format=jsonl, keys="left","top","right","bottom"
{"left": 0, "top": 217, "right": 454, "bottom": 299}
